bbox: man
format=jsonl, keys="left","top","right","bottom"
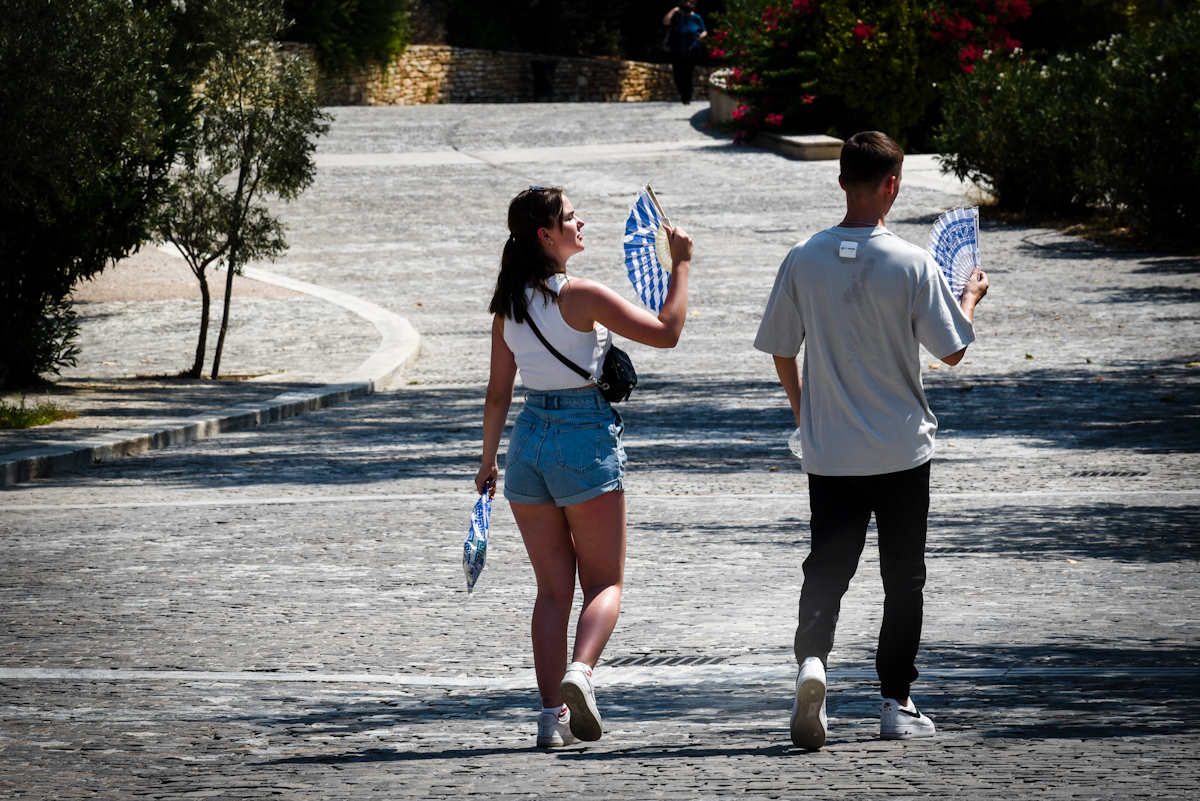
{"left": 753, "top": 131, "right": 989, "bottom": 749}
{"left": 662, "top": 0, "right": 707, "bottom": 104}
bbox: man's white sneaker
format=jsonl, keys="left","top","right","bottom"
{"left": 790, "top": 656, "right": 828, "bottom": 750}
{"left": 560, "top": 661, "right": 602, "bottom": 742}
{"left": 880, "top": 697, "right": 936, "bottom": 740}
{"left": 536, "top": 709, "right": 578, "bottom": 748}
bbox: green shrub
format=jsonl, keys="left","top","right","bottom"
{"left": 934, "top": 5, "right": 1200, "bottom": 234}
{"left": 441, "top": 0, "right": 698, "bottom": 62}
{"left": 284, "top": 0, "right": 410, "bottom": 75}
{"left": 0, "top": 0, "right": 183, "bottom": 388}
{"left": 1092, "top": 8, "right": 1200, "bottom": 233}
{"left": 711, "top": 0, "right": 1031, "bottom": 145}
{"left": 933, "top": 48, "right": 1103, "bottom": 216}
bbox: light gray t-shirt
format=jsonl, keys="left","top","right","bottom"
{"left": 754, "top": 225, "right": 975, "bottom": 476}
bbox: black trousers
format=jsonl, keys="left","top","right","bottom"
{"left": 671, "top": 53, "right": 698, "bottom": 103}
{"left": 794, "top": 461, "right": 930, "bottom": 701}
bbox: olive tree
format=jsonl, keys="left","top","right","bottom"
{"left": 0, "top": 0, "right": 183, "bottom": 387}
{"left": 158, "top": 0, "right": 329, "bottom": 379}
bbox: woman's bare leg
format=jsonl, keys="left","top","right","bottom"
{"left": 563, "top": 490, "right": 627, "bottom": 667}
{"left": 511, "top": 500, "right": 576, "bottom": 708}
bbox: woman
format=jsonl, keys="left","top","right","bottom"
{"left": 475, "top": 187, "right": 693, "bottom": 748}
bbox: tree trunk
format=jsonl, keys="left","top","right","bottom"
{"left": 188, "top": 272, "right": 211, "bottom": 379}
{"left": 210, "top": 248, "right": 237, "bottom": 380}
{"left": 212, "top": 157, "right": 252, "bottom": 380}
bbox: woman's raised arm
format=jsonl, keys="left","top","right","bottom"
{"left": 559, "top": 226, "right": 694, "bottom": 349}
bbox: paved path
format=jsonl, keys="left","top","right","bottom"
{"left": 0, "top": 248, "right": 382, "bottom": 461}
{"left": 1, "top": 101, "right": 1198, "bottom": 799}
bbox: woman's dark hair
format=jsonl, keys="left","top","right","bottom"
{"left": 489, "top": 187, "right": 565, "bottom": 323}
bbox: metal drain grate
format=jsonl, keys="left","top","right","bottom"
{"left": 605, "top": 656, "right": 727, "bottom": 667}
{"left": 927, "top": 545, "right": 989, "bottom": 554}
{"left": 1070, "top": 470, "right": 1149, "bottom": 477}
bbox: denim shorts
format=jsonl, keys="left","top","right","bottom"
{"left": 503, "top": 387, "right": 627, "bottom": 507}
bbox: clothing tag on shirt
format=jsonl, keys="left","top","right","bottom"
{"left": 839, "top": 241, "right": 858, "bottom": 259}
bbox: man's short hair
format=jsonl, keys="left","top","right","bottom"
{"left": 840, "top": 131, "right": 904, "bottom": 188}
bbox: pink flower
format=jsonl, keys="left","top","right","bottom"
{"left": 792, "top": 0, "right": 813, "bottom": 13}
{"left": 959, "top": 43, "right": 983, "bottom": 64}
{"left": 762, "top": 6, "right": 782, "bottom": 31}
{"left": 927, "top": 10, "right": 972, "bottom": 43}
{"left": 961, "top": 63, "right": 976, "bottom": 74}
{"left": 801, "top": 94, "right": 817, "bottom": 104}
{"left": 996, "top": 0, "right": 1032, "bottom": 21}
{"left": 710, "top": 48, "right": 726, "bottom": 58}
{"left": 990, "top": 34, "right": 1021, "bottom": 52}
{"left": 853, "top": 22, "right": 876, "bottom": 42}
{"left": 731, "top": 105, "right": 751, "bottom": 120}
{"left": 766, "top": 113, "right": 784, "bottom": 126}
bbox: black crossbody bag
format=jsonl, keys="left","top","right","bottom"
{"left": 523, "top": 315, "right": 637, "bottom": 403}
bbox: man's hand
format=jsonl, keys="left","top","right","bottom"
{"left": 962, "top": 268, "right": 989, "bottom": 316}
{"left": 942, "top": 268, "right": 990, "bottom": 366}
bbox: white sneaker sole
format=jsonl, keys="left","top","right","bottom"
{"left": 880, "top": 723, "right": 936, "bottom": 740}
{"left": 790, "top": 675, "right": 827, "bottom": 750}
{"left": 560, "top": 676, "right": 602, "bottom": 742}
{"left": 881, "top": 730, "right": 935, "bottom": 739}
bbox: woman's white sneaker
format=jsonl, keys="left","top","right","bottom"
{"left": 559, "top": 661, "right": 603, "bottom": 742}
{"left": 880, "top": 697, "right": 936, "bottom": 739}
{"left": 790, "top": 656, "right": 828, "bottom": 750}
{"left": 536, "top": 708, "right": 578, "bottom": 748}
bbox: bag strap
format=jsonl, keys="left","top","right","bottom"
{"left": 523, "top": 313, "right": 597, "bottom": 384}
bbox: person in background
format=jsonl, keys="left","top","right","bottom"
{"left": 754, "top": 132, "right": 989, "bottom": 750}
{"left": 476, "top": 187, "right": 694, "bottom": 748}
{"left": 663, "top": 0, "right": 707, "bottom": 104}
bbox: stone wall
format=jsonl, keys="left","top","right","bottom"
{"left": 312, "top": 44, "right": 709, "bottom": 106}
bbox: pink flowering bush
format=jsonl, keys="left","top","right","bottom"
{"left": 711, "top": 0, "right": 1031, "bottom": 144}
{"left": 934, "top": 4, "right": 1200, "bottom": 235}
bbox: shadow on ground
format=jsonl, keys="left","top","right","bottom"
{"left": 627, "top": 500, "right": 1200, "bottom": 563}
{"left": 32, "top": 365, "right": 1198, "bottom": 490}
{"left": 255, "top": 642, "right": 1200, "bottom": 765}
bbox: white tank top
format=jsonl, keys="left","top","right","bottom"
{"left": 503, "top": 273, "right": 612, "bottom": 391}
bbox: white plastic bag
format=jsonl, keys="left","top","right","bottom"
{"left": 463, "top": 487, "right": 492, "bottom": 594}
{"left": 788, "top": 427, "right": 803, "bottom": 460}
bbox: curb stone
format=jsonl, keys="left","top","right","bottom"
{"left": 0, "top": 267, "right": 419, "bottom": 487}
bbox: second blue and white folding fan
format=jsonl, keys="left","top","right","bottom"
{"left": 623, "top": 185, "right": 673, "bottom": 313}
{"left": 927, "top": 206, "right": 980, "bottom": 300}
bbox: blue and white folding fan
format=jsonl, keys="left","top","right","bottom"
{"left": 927, "top": 206, "right": 980, "bottom": 300}
{"left": 462, "top": 486, "right": 492, "bottom": 595}
{"left": 623, "top": 185, "right": 673, "bottom": 313}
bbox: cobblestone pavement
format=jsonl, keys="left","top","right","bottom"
{"left": 1, "top": 101, "right": 1198, "bottom": 799}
